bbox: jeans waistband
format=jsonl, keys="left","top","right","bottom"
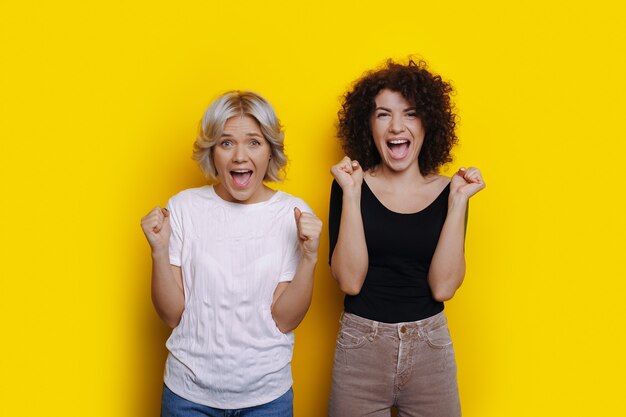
{"left": 340, "top": 311, "right": 448, "bottom": 337}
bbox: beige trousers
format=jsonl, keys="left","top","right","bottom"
{"left": 328, "top": 312, "right": 461, "bottom": 417}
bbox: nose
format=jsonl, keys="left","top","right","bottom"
{"left": 233, "top": 145, "right": 248, "bottom": 163}
{"left": 389, "top": 114, "right": 405, "bottom": 133}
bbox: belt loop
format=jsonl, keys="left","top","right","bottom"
{"left": 371, "top": 320, "right": 378, "bottom": 337}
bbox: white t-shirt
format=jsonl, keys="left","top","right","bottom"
{"left": 163, "top": 185, "right": 311, "bottom": 409}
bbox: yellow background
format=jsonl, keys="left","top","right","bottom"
{"left": 1, "top": 1, "right": 625, "bottom": 416}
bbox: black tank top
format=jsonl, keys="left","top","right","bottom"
{"left": 329, "top": 179, "right": 449, "bottom": 323}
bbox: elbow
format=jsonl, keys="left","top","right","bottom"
{"left": 166, "top": 319, "right": 180, "bottom": 329}
{"left": 429, "top": 269, "right": 464, "bottom": 302}
{"left": 162, "top": 315, "right": 181, "bottom": 329}
{"left": 432, "top": 288, "right": 456, "bottom": 302}
{"left": 276, "top": 322, "right": 297, "bottom": 334}
{"left": 431, "top": 279, "right": 464, "bottom": 302}
{"left": 331, "top": 266, "right": 364, "bottom": 295}
{"left": 271, "top": 306, "right": 305, "bottom": 334}
{"left": 165, "top": 311, "right": 183, "bottom": 328}
{"left": 157, "top": 308, "right": 183, "bottom": 329}
{"left": 339, "top": 281, "right": 363, "bottom": 296}
{"left": 272, "top": 314, "right": 300, "bottom": 334}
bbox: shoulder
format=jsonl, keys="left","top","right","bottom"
{"left": 431, "top": 174, "right": 451, "bottom": 188}
{"left": 274, "top": 190, "right": 313, "bottom": 214}
{"left": 434, "top": 174, "right": 450, "bottom": 183}
{"left": 427, "top": 175, "right": 451, "bottom": 199}
{"left": 167, "top": 185, "right": 213, "bottom": 210}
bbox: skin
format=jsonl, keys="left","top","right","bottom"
{"left": 213, "top": 115, "right": 274, "bottom": 204}
{"left": 140, "top": 206, "right": 183, "bottom": 328}
{"left": 330, "top": 89, "right": 486, "bottom": 300}
{"left": 141, "top": 115, "right": 322, "bottom": 330}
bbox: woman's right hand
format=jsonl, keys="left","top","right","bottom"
{"left": 141, "top": 207, "right": 171, "bottom": 253}
{"left": 331, "top": 156, "right": 364, "bottom": 195}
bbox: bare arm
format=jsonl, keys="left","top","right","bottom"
{"left": 271, "top": 208, "right": 322, "bottom": 333}
{"left": 271, "top": 257, "right": 317, "bottom": 333}
{"left": 141, "top": 207, "right": 185, "bottom": 328}
{"left": 428, "top": 196, "right": 468, "bottom": 301}
{"left": 329, "top": 157, "right": 369, "bottom": 295}
{"left": 151, "top": 251, "right": 184, "bottom": 328}
{"left": 428, "top": 168, "right": 486, "bottom": 301}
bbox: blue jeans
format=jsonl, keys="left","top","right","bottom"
{"left": 161, "top": 384, "right": 293, "bottom": 417}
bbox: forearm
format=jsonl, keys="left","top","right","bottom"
{"left": 330, "top": 195, "right": 368, "bottom": 295}
{"left": 428, "top": 197, "right": 468, "bottom": 301}
{"left": 151, "top": 249, "right": 185, "bottom": 328}
{"left": 271, "top": 256, "right": 317, "bottom": 333}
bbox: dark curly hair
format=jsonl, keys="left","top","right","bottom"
{"left": 338, "top": 58, "right": 458, "bottom": 176}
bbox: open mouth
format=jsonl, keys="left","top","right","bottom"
{"left": 386, "top": 139, "right": 410, "bottom": 160}
{"left": 230, "top": 170, "right": 253, "bottom": 188}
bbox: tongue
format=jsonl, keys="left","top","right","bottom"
{"left": 232, "top": 171, "right": 252, "bottom": 187}
{"left": 388, "top": 142, "right": 409, "bottom": 159}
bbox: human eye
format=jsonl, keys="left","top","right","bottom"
{"left": 376, "top": 112, "right": 390, "bottom": 119}
{"left": 404, "top": 108, "right": 419, "bottom": 118}
{"left": 219, "top": 139, "right": 233, "bottom": 148}
{"left": 249, "top": 137, "right": 264, "bottom": 147}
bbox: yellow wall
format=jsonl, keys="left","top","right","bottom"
{"left": 1, "top": 1, "right": 625, "bottom": 416}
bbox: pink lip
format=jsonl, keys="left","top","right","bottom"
{"left": 230, "top": 170, "right": 253, "bottom": 189}
{"left": 386, "top": 138, "right": 411, "bottom": 160}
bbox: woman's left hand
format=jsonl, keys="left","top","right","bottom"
{"left": 450, "top": 167, "right": 486, "bottom": 200}
{"left": 294, "top": 207, "right": 323, "bottom": 261}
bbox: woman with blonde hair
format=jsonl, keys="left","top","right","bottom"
{"left": 141, "top": 90, "right": 322, "bottom": 416}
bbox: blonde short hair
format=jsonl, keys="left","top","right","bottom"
{"left": 193, "top": 90, "right": 287, "bottom": 182}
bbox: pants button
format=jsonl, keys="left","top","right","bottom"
{"left": 400, "top": 326, "right": 407, "bottom": 333}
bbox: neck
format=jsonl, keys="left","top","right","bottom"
{"left": 372, "top": 162, "right": 429, "bottom": 187}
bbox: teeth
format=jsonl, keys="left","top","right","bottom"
{"left": 232, "top": 170, "right": 252, "bottom": 173}
{"left": 388, "top": 140, "right": 408, "bottom": 145}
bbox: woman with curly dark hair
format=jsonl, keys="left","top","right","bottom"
{"left": 328, "top": 59, "right": 486, "bottom": 416}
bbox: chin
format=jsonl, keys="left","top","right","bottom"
{"left": 384, "top": 158, "right": 412, "bottom": 172}
{"left": 231, "top": 190, "right": 254, "bottom": 202}
{"left": 232, "top": 183, "right": 266, "bottom": 203}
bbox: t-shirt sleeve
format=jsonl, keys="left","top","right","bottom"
{"left": 328, "top": 180, "right": 343, "bottom": 265}
{"left": 278, "top": 198, "right": 314, "bottom": 283}
{"left": 166, "top": 198, "right": 183, "bottom": 267}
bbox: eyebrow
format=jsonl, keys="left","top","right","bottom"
{"left": 374, "top": 106, "right": 417, "bottom": 112}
